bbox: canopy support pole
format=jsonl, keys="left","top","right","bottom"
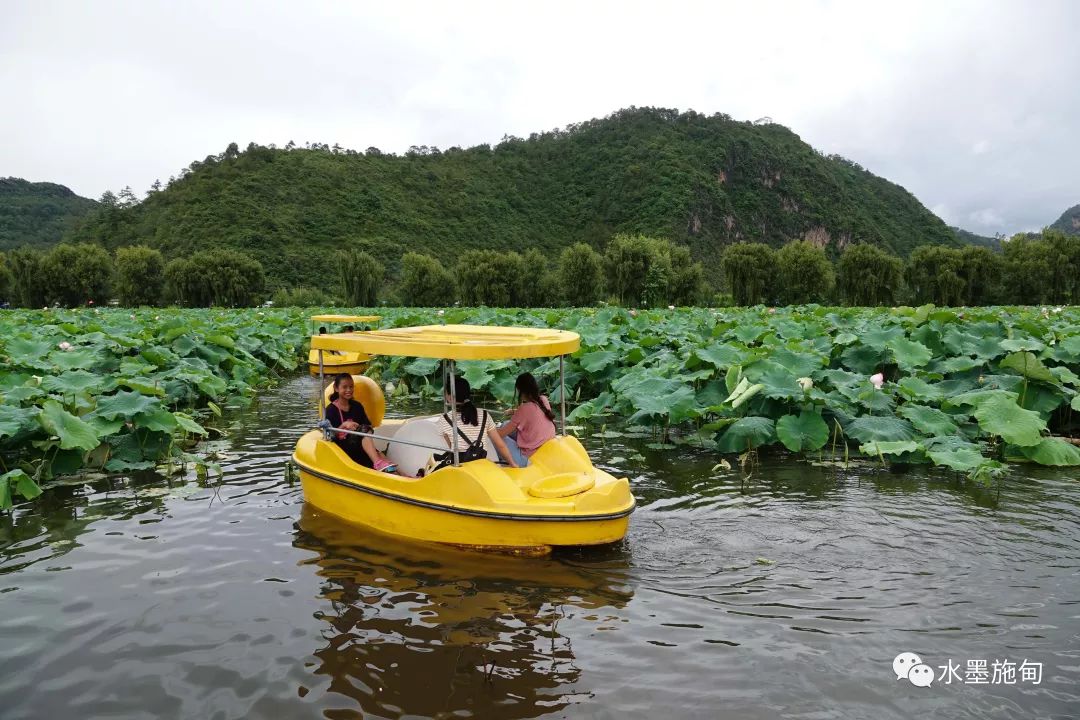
{"left": 560, "top": 354, "right": 566, "bottom": 436}
{"left": 318, "top": 350, "right": 325, "bottom": 420}
{"left": 448, "top": 359, "right": 460, "bottom": 467}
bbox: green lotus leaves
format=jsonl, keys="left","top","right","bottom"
{"left": 861, "top": 440, "right": 921, "bottom": 457}
{"left": 0, "top": 405, "right": 39, "bottom": 440}
{"left": 37, "top": 399, "right": 101, "bottom": 451}
{"left": 776, "top": 411, "right": 829, "bottom": 452}
{"left": 844, "top": 415, "right": 917, "bottom": 444}
{"left": 972, "top": 395, "right": 1045, "bottom": 447}
{"left": 694, "top": 344, "right": 745, "bottom": 369}
{"left": 897, "top": 404, "right": 960, "bottom": 437}
{"left": 1000, "top": 351, "right": 1058, "bottom": 385}
{"left": 926, "top": 446, "right": 988, "bottom": 473}
{"left": 94, "top": 391, "right": 161, "bottom": 420}
{"left": 887, "top": 337, "right": 932, "bottom": 369}
{"left": 1020, "top": 438, "right": 1080, "bottom": 466}
{"left": 716, "top": 416, "right": 776, "bottom": 453}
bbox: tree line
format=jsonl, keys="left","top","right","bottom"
{"left": 2, "top": 230, "right": 1076, "bottom": 308}
{"left": 721, "top": 229, "right": 1080, "bottom": 307}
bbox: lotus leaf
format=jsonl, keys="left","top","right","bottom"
{"left": 38, "top": 400, "right": 100, "bottom": 451}
{"left": 844, "top": 415, "right": 917, "bottom": 444}
{"left": 972, "top": 395, "right": 1045, "bottom": 447}
{"left": 716, "top": 416, "right": 776, "bottom": 452}
{"left": 775, "top": 410, "right": 829, "bottom": 452}
{"left": 897, "top": 404, "right": 960, "bottom": 436}
{"left": 887, "top": 338, "right": 932, "bottom": 369}
{"left": 1020, "top": 438, "right": 1080, "bottom": 466}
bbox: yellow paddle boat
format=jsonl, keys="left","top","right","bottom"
{"left": 306, "top": 314, "right": 380, "bottom": 376}
{"left": 292, "top": 325, "right": 636, "bottom": 556}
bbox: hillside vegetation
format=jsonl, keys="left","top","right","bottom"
{"left": 0, "top": 178, "right": 98, "bottom": 251}
{"left": 62, "top": 107, "right": 960, "bottom": 290}
{"left": 1050, "top": 204, "right": 1080, "bottom": 236}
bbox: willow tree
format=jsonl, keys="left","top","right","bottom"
{"left": 558, "top": 243, "right": 605, "bottom": 306}
{"left": 721, "top": 242, "right": 776, "bottom": 306}
{"left": 455, "top": 249, "right": 525, "bottom": 306}
{"left": 398, "top": 252, "right": 456, "bottom": 306}
{"left": 906, "top": 245, "right": 965, "bottom": 306}
{"left": 957, "top": 246, "right": 1003, "bottom": 306}
{"left": 41, "top": 243, "right": 113, "bottom": 307}
{"left": 775, "top": 240, "right": 834, "bottom": 305}
{"left": 6, "top": 248, "right": 44, "bottom": 308}
{"left": 116, "top": 245, "right": 165, "bottom": 306}
{"left": 604, "top": 234, "right": 655, "bottom": 306}
{"left": 837, "top": 244, "right": 903, "bottom": 306}
{"left": 0, "top": 252, "right": 12, "bottom": 304}
{"left": 339, "top": 248, "right": 383, "bottom": 306}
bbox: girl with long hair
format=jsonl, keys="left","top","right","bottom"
{"left": 325, "top": 373, "right": 397, "bottom": 473}
{"left": 439, "top": 375, "right": 520, "bottom": 467}
{"left": 496, "top": 372, "right": 556, "bottom": 467}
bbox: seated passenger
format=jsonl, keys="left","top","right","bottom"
{"left": 496, "top": 373, "right": 556, "bottom": 467}
{"left": 325, "top": 373, "right": 397, "bottom": 473}
{"left": 438, "top": 376, "right": 519, "bottom": 467}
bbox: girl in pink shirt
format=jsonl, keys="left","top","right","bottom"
{"left": 497, "top": 373, "right": 557, "bottom": 466}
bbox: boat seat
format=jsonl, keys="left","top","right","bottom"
{"left": 387, "top": 415, "right": 499, "bottom": 477}
{"left": 321, "top": 374, "right": 385, "bottom": 427}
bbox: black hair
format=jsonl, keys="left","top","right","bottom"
{"left": 318, "top": 326, "right": 327, "bottom": 334}
{"left": 515, "top": 372, "right": 555, "bottom": 425}
{"left": 329, "top": 372, "right": 352, "bottom": 403}
{"left": 445, "top": 375, "right": 479, "bottom": 425}
{"left": 342, "top": 325, "right": 354, "bottom": 333}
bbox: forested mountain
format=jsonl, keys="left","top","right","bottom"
{"left": 0, "top": 178, "right": 97, "bottom": 251}
{"left": 1049, "top": 204, "right": 1080, "bottom": 236}
{"left": 951, "top": 226, "right": 1002, "bottom": 251}
{"left": 57, "top": 108, "right": 959, "bottom": 290}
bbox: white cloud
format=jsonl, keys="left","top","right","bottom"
{"left": 1, "top": 0, "right": 1077, "bottom": 236}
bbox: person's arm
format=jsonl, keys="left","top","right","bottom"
{"left": 497, "top": 406, "right": 521, "bottom": 437}
{"left": 487, "top": 426, "right": 519, "bottom": 468}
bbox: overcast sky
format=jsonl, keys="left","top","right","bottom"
{"left": 2, "top": 0, "right": 1077, "bottom": 235}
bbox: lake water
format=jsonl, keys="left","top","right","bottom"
{"left": 2, "top": 376, "right": 1078, "bottom": 719}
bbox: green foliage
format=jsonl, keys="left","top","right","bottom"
{"left": 0, "top": 251, "right": 11, "bottom": 302}
{"left": 957, "top": 246, "right": 1003, "bottom": 305}
{"left": 52, "top": 108, "right": 960, "bottom": 292}
{"left": 0, "top": 178, "right": 98, "bottom": 251}
{"left": 906, "top": 245, "right": 965, "bottom": 306}
{"left": 397, "top": 252, "right": 457, "bottom": 306}
{"left": 41, "top": 243, "right": 113, "bottom": 307}
{"left": 271, "top": 285, "right": 335, "bottom": 307}
{"left": 0, "top": 306, "right": 308, "bottom": 490}
{"left": 5, "top": 247, "right": 45, "bottom": 308}
{"left": 164, "top": 249, "right": 266, "bottom": 307}
{"left": 115, "top": 245, "right": 165, "bottom": 306}
{"left": 1002, "top": 231, "right": 1080, "bottom": 305}
{"left": 837, "top": 244, "right": 903, "bottom": 306}
{"left": 339, "top": 248, "right": 384, "bottom": 306}
{"left": 558, "top": 243, "right": 605, "bottom": 306}
{"left": 1048, "top": 204, "right": 1080, "bottom": 236}
{"left": 774, "top": 240, "right": 834, "bottom": 304}
{"left": 721, "top": 242, "right": 775, "bottom": 305}
{"left": 456, "top": 249, "right": 525, "bottom": 307}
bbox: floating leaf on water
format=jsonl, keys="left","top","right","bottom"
{"left": 754, "top": 557, "right": 774, "bottom": 566}
{"left": 1019, "top": 437, "right": 1080, "bottom": 466}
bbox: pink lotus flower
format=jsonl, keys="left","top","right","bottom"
{"left": 870, "top": 372, "right": 885, "bottom": 390}
{"left": 58, "top": 341, "right": 73, "bottom": 352}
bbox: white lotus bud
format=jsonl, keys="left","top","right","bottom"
{"left": 797, "top": 377, "right": 813, "bottom": 391}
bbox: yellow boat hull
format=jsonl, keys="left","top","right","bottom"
{"left": 291, "top": 428, "right": 634, "bottom": 555}
{"left": 307, "top": 348, "right": 370, "bottom": 376}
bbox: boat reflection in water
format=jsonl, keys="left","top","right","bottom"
{"left": 293, "top": 505, "right": 634, "bottom": 718}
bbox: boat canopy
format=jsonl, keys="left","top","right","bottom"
{"left": 310, "top": 324, "right": 580, "bottom": 360}
{"left": 310, "top": 314, "right": 381, "bottom": 324}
